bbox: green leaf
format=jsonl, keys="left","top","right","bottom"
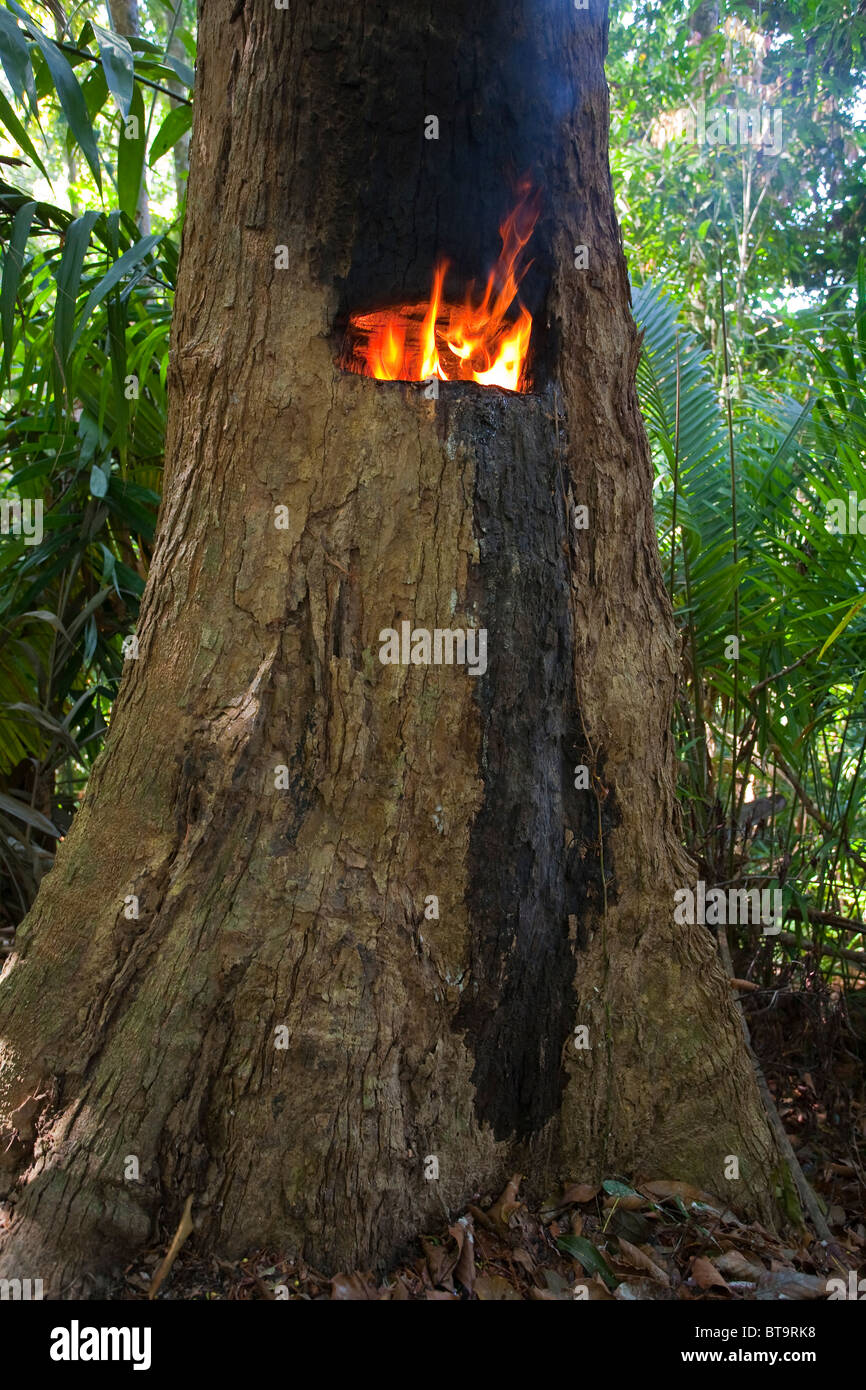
{"left": 0, "top": 6, "right": 34, "bottom": 105}
{"left": 1, "top": 198, "right": 35, "bottom": 386}
{"left": 90, "top": 22, "right": 134, "bottom": 119}
{"left": 148, "top": 101, "right": 193, "bottom": 167}
{"left": 69, "top": 232, "right": 160, "bottom": 356}
{"left": 83, "top": 612, "right": 97, "bottom": 666}
{"left": 0, "top": 86, "right": 50, "bottom": 181}
{"left": 117, "top": 81, "right": 146, "bottom": 223}
{"left": 818, "top": 591, "right": 866, "bottom": 660}
{"left": 601, "top": 1179, "right": 640, "bottom": 1198}
{"left": 89, "top": 462, "right": 109, "bottom": 498}
{"left": 52, "top": 209, "right": 100, "bottom": 407}
{"left": 7, "top": 0, "right": 102, "bottom": 190}
{"left": 161, "top": 52, "right": 194, "bottom": 89}
{"left": 556, "top": 1235, "right": 619, "bottom": 1290}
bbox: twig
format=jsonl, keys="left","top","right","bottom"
{"left": 148, "top": 1194, "right": 194, "bottom": 1300}
{"left": 776, "top": 930, "right": 866, "bottom": 969}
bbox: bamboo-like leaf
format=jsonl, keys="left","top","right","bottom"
{"left": 90, "top": 22, "right": 134, "bottom": 119}
{"left": 117, "top": 81, "right": 146, "bottom": 224}
{"left": 0, "top": 790, "right": 60, "bottom": 837}
{"left": 52, "top": 209, "right": 100, "bottom": 409}
{"left": 7, "top": 0, "right": 102, "bottom": 189}
{"left": 0, "top": 6, "right": 35, "bottom": 105}
{"left": 69, "top": 232, "right": 160, "bottom": 356}
{"left": 148, "top": 102, "right": 193, "bottom": 167}
{"left": 0, "top": 87, "right": 49, "bottom": 181}
{"left": 1, "top": 197, "right": 35, "bottom": 385}
{"left": 818, "top": 592, "right": 866, "bottom": 660}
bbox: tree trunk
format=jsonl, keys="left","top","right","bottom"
{"left": 0, "top": 0, "right": 782, "bottom": 1297}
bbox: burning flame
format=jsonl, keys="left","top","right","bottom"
{"left": 343, "top": 181, "right": 540, "bottom": 393}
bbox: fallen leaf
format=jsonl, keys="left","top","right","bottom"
{"left": 489, "top": 1173, "right": 524, "bottom": 1228}
{"left": 512, "top": 1246, "right": 535, "bottom": 1273}
{"left": 714, "top": 1249, "right": 765, "bottom": 1281}
{"left": 421, "top": 1236, "right": 457, "bottom": 1289}
{"left": 450, "top": 1218, "right": 476, "bottom": 1293}
{"left": 560, "top": 1182, "right": 600, "bottom": 1206}
{"left": 571, "top": 1276, "right": 616, "bottom": 1301}
{"left": 617, "top": 1237, "right": 670, "bottom": 1286}
{"left": 330, "top": 1271, "right": 378, "bottom": 1300}
{"left": 614, "top": 1277, "right": 675, "bottom": 1300}
{"left": 691, "top": 1256, "right": 730, "bottom": 1292}
{"left": 474, "top": 1273, "right": 522, "bottom": 1300}
{"left": 557, "top": 1234, "right": 619, "bottom": 1290}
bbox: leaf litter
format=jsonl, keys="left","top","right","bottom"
{"left": 116, "top": 1172, "right": 860, "bottom": 1301}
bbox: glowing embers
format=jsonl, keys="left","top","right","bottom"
{"left": 342, "top": 180, "right": 541, "bottom": 393}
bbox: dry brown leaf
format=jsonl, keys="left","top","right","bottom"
{"left": 449, "top": 1219, "right": 476, "bottom": 1293}
{"left": 614, "top": 1278, "right": 674, "bottom": 1300}
{"left": 330, "top": 1271, "right": 379, "bottom": 1300}
{"left": 602, "top": 1193, "right": 647, "bottom": 1210}
{"left": 474, "top": 1273, "right": 522, "bottom": 1300}
{"left": 691, "top": 1256, "right": 731, "bottom": 1292}
{"left": 512, "top": 1246, "right": 536, "bottom": 1273}
{"left": 560, "top": 1182, "right": 600, "bottom": 1206}
{"left": 617, "top": 1237, "right": 670, "bottom": 1286}
{"left": 714, "top": 1249, "right": 765, "bottom": 1281}
{"left": 571, "top": 1276, "right": 615, "bottom": 1301}
{"left": 489, "top": 1173, "right": 524, "bottom": 1228}
{"left": 421, "top": 1235, "right": 457, "bottom": 1288}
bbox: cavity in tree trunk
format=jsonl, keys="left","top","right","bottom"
{"left": 0, "top": 0, "right": 782, "bottom": 1297}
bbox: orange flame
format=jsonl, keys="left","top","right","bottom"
{"left": 343, "top": 181, "right": 540, "bottom": 392}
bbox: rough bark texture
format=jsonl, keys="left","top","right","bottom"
{"left": 0, "top": 0, "right": 782, "bottom": 1296}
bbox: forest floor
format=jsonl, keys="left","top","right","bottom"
{"left": 114, "top": 1158, "right": 862, "bottom": 1301}
{"left": 115, "top": 1040, "right": 865, "bottom": 1301}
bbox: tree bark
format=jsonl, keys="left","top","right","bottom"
{"left": 0, "top": 0, "right": 783, "bottom": 1296}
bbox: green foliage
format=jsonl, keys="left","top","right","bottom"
{"left": 634, "top": 267, "right": 866, "bottom": 979}
{"left": 0, "top": 0, "right": 192, "bottom": 925}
